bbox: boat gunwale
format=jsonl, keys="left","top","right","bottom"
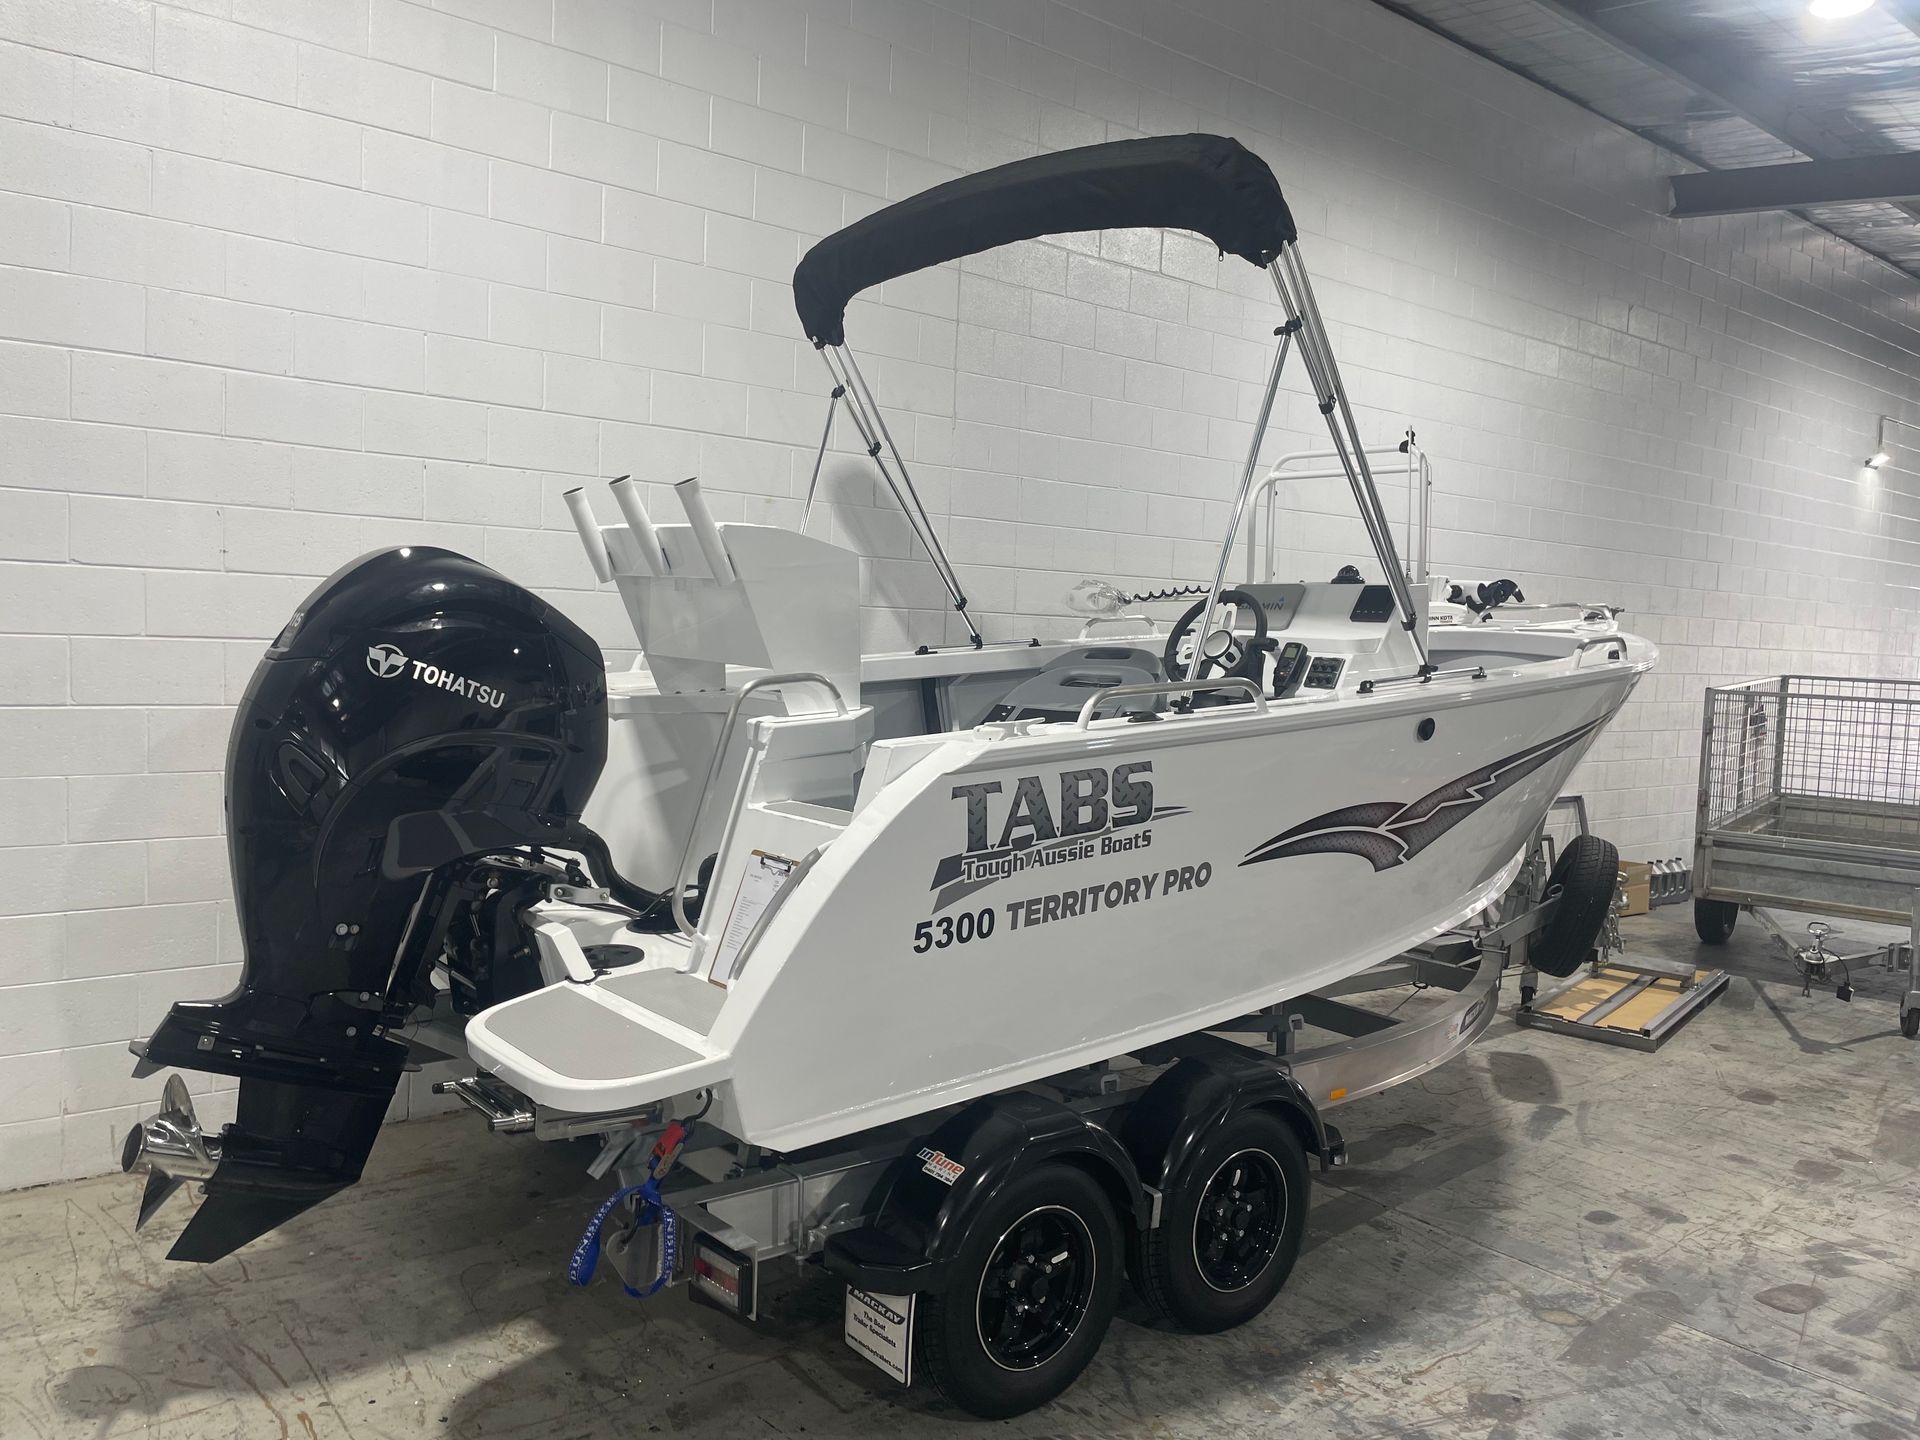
{"left": 930, "top": 645, "right": 1653, "bottom": 773}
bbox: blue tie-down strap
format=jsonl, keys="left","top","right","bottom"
{"left": 568, "top": 1178, "right": 678, "bottom": 1299}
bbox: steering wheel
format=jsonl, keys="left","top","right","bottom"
{"left": 1163, "top": 589, "right": 1270, "bottom": 684}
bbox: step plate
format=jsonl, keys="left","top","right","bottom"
{"left": 486, "top": 986, "right": 703, "bottom": 1080}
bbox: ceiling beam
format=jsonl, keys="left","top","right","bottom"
{"left": 1672, "top": 152, "right": 1920, "bottom": 217}
{"left": 1882, "top": 0, "right": 1920, "bottom": 44}
{"left": 1370, "top": 0, "right": 1920, "bottom": 276}
{"left": 1530, "top": 0, "right": 1854, "bottom": 156}
{"left": 1529, "top": 0, "right": 1920, "bottom": 262}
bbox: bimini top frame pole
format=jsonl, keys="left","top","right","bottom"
{"left": 1189, "top": 318, "right": 1295, "bottom": 690}
{"left": 789, "top": 135, "right": 1450, "bottom": 670}
{"left": 1268, "top": 247, "right": 1430, "bottom": 670}
{"left": 1191, "top": 253, "right": 1431, "bottom": 676}
{"left": 787, "top": 135, "right": 1429, "bottom": 672}
{"left": 792, "top": 135, "right": 1298, "bottom": 658}
{"left": 816, "top": 343, "right": 984, "bottom": 648}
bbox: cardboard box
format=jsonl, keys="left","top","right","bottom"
{"left": 1617, "top": 860, "right": 1650, "bottom": 917}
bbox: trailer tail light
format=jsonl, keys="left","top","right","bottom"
{"left": 690, "top": 1236, "right": 755, "bottom": 1320}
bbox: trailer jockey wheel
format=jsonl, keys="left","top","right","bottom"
{"left": 1527, "top": 834, "right": 1620, "bottom": 977}
{"left": 1693, "top": 897, "right": 1739, "bottom": 945}
{"left": 1133, "top": 1109, "right": 1308, "bottom": 1332}
{"left": 917, "top": 1163, "right": 1121, "bottom": 1419}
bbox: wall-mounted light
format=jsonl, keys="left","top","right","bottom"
{"left": 1866, "top": 415, "right": 1916, "bottom": 471}
{"left": 1809, "top": 0, "right": 1877, "bottom": 18}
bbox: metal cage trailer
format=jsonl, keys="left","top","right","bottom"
{"left": 434, "top": 869, "right": 1571, "bottom": 1418}
{"left": 1693, "top": 675, "right": 1920, "bottom": 1038}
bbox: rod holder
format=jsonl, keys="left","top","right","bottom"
{"left": 674, "top": 476, "right": 736, "bottom": 585}
{"left": 563, "top": 487, "right": 613, "bottom": 583}
{"left": 609, "top": 474, "right": 669, "bottom": 576}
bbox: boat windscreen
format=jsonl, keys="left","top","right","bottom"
{"left": 792, "top": 133, "right": 1295, "bottom": 346}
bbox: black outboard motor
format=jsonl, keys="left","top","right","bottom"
{"left": 129, "top": 547, "right": 638, "bottom": 1261}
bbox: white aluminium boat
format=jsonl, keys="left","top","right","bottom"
{"left": 124, "top": 134, "right": 1649, "bottom": 1413}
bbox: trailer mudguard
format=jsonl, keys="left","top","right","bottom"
{"left": 823, "top": 1092, "right": 1149, "bottom": 1295}
{"left": 136, "top": 547, "right": 614, "bottom": 1261}
{"left": 1119, "top": 1042, "right": 1338, "bottom": 1196}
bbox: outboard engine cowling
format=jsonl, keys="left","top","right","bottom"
{"left": 133, "top": 547, "right": 615, "bottom": 1261}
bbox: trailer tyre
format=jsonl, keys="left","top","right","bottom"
{"left": 1135, "top": 1108, "right": 1308, "bottom": 1333}
{"left": 1694, "top": 897, "right": 1739, "bottom": 945}
{"left": 1529, "top": 835, "right": 1619, "bottom": 977}
{"left": 917, "top": 1162, "right": 1121, "bottom": 1419}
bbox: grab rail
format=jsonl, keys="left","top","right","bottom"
{"left": 1246, "top": 444, "right": 1419, "bottom": 586}
{"left": 1074, "top": 677, "right": 1266, "bottom": 728}
{"left": 673, "top": 672, "right": 849, "bottom": 938}
{"left": 1571, "top": 633, "right": 1630, "bottom": 666}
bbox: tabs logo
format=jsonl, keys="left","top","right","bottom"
{"left": 929, "top": 761, "right": 1184, "bottom": 911}
{"left": 365, "top": 643, "right": 506, "bottom": 710}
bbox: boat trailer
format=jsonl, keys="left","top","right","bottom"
{"left": 430, "top": 850, "right": 1567, "bottom": 1394}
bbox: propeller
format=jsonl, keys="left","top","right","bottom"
{"left": 121, "top": 1074, "right": 221, "bottom": 1230}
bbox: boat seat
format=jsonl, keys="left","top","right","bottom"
{"left": 466, "top": 971, "right": 733, "bottom": 1113}
{"left": 982, "top": 649, "right": 1161, "bottom": 724}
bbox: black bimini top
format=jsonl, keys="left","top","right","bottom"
{"left": 792, "top": 133, "right": 1295, "bottom": 346}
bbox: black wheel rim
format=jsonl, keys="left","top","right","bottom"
{"left": 1191, "top": 1148, "right": 1287, "bottom": 1292}
{"left": 975, "top": 1205, "right": 1096, "bottom": 1371}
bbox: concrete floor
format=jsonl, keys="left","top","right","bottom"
{"left": 4, "top": 905, "right": 1918, "bottom": 1439}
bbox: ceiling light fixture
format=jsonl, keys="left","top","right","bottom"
{"left": 1809, "top": 0, "right": 1876, "bottom": 18}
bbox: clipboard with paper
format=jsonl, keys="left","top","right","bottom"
{"left": 709, "top": 850, "right": 798, "bottom": 984}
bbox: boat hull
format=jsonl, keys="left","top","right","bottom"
{"left": 713, "top": 661, "right": 1642, "bottom": 1149}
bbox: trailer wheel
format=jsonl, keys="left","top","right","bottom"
{"left": 1528, "top": 834, "right": 1619, "bottom": 977}
{"left": 1694, "top": 897, "right": 1739, "bottom": 945}
{"left": 1134, "top": 1108, "right": 1308, "bottom": 1332}
{"left": 1902, "top": 1008, "right": 1919, "bottom": 1041}
{"left": 916, "top": 1162, "right": 1121, "bottom": 1419}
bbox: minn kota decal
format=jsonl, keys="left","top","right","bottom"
{"left": 1240, "top": 717, "right": 1606, "bottom": 872}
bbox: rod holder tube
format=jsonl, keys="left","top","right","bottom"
{"left": 674, "top": 476, "right": 736, "bottom": 585}
{"left": 609, "top": 475, "right": 669, "bottom": 575}
{"left": 563, "top": 487, "right": 614, "bottom": 583}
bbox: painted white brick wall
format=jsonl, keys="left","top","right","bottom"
{"left": 2, "top": 0, "right": 1917, "bottom": 1191}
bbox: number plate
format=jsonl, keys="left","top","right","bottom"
{"left": 843, "top": 1288, "right": 915, "bottom": 1386}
